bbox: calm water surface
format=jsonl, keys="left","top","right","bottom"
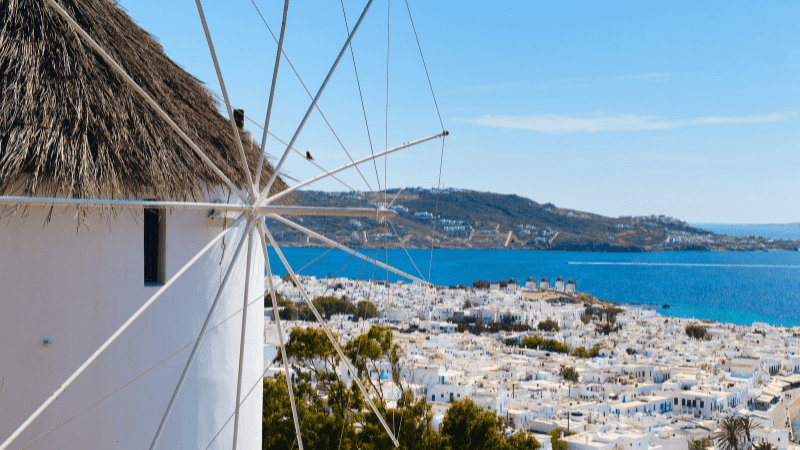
{"left": 267, "top": 247, "right": 800, "bottom": 327}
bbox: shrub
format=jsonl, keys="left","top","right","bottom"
{"left": 522, "top": 336, "right": 570, "bottom": 354}
{"left": 550, "top": 429, "right": 577, "bottom": 450}
{"left": 538, "top": 318, "right": 560, "bottom": 332}
{"left": 685, "top": 324, "right": 708, "bottom": 340}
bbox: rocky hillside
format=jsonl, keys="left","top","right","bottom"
{"left": 266, "top": 188, "right": 800, "bottom": 252}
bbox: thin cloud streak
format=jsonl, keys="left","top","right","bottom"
{"left": 471, "top": 112, "right": 793, "bottom": 133}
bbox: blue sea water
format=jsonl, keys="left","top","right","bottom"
{"left": 693, "top": 223, "right": 800, "bottom": 240}
{"left": 267, "top": 247, "right": 800, "bottom": 328}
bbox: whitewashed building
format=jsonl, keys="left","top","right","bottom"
{"left": 0, "top": 3, "right": 275, "bottom": 447}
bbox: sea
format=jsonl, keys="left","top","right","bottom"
{"left": 266, "top": 224, "right": 800, "bottom": 328}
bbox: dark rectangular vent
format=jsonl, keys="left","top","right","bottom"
{"left": 144, "top": 207, "right": 165, "bottom": 285}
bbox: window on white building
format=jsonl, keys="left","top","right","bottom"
{"left": 144, "top": 207, "right": 166, "bottom": 286}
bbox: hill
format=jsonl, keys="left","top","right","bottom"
{"left": 267, "top": 188, "right": 800, "bottom": 252}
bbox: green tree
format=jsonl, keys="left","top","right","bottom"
{"left": 313, "top": 296, "right": 358, "bottom": 318}
{"left": 278, "top": 302, "right": 296, "bottom": 321}
{"left": 571, "top": 347, "right": 589, "bottom": 358}
{"left": 560, "top": 366, "right": 579, "bottom": 383}
{"left": 579, "top": 314, "right": 591, "bottom": 325}
{"left": 345, "top": 326, "right": 403, "bottom": 405}
{"left": 282, "top": 273, "right": 297, "bottom": 287}
{"left": 685, "top": 324, "right": 708, "bottom": 340}
{"left": 265, "top": 291, "right": 287, "bottom": 307}
{"left": 440, "top": 399, "right": 505, "bottom": 450}
{"left": 737, "top": 416, "right": 761, "bottom": 445}
{"left": 505, "top": 432, "right": 542, "bottom": 450}
{"left": 597, "top": 321, "right": 620, "bottom": 335}
{"left": 713, "top": 417, "right": 743, "bottom": 450}
{"left": 689, "top": 438, "right": 714, "bottom": 450}
{"left": 521, "top": 336, "right": 570, "bottom": 354}
{"left": 263, "top": 374, "right": 356, "bottom": 450}
{"left": 753, "top": 443, "right": 776, "bottom": 450}
{"left": 549, "top": 429, "right": 576, "bottom": 450}
{"left": 356, "top": 300, "right": 379, "bottom": 320}
{"left": 264, "top": 327, "right": 552, "bottom": 450}
{"left": 275, "top": 327, "right": 340, "bottom": 396}
{"left": 537, "top": 318, "right": 560, "bottom": 332}
{"left": 358, "top": 392, "right": 443, "bottom": 450}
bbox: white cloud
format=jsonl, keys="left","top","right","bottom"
{"left": 692, "top": 113, "right": 787, "bottom": 125}
{"left": 470, "top": 112, "right": 792, "bottom": 133}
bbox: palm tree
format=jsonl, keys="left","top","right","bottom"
{"left": 713, "top": 416, "right": 763, "bottom": 450}
{"left": 737, "top": 416, "right": 761, "bottom": 445}
{"left": 752, "top": 442, "right": 776, "bottom": 450}
{"left": 713, "top": 418, "right": 742, "bottom": 450}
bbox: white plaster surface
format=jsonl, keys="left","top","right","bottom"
{"left": 0, "top": 206, "right": 263, "bottom": 449}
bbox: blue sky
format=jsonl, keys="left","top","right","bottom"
{"left": 117, "top": 0, "right": 799, "bottom": 223}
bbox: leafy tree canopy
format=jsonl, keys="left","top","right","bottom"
{"left": 356, "top": 300, "right": 378, "bottom": 320}
{"left": 686, "top": 324, "right": 708, "bottom": 340}
{"left": 571, "top": 346, "right": 600, "bottom": 359}
{"left": 264, "top": 329, "right": 543, "bottom": 450}
{"left": 441, "top": 398, "right": 506, "bottom": 450}
{"left": 549, "top": 429, "right": 577, "bottom": 450}
{"left": 560, "top": 366, "right": 580, "bottom": 383}
{"left": 537, "top": 319, "right": 560, "bottom": 332}
{"left": 521, "top": 336, "right": 570, "bottom": 354}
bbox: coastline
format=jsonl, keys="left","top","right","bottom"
{"left": 267, "top": 247, "right": 800, "bottom": 328}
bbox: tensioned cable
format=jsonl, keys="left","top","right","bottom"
{"left": 203, "top": 359, "right": 277, "bottom": 450}
{"left": 384, "top": 219, "right": 391, "bottom": 309}
{"left": 242, "top": 113, "right": 371, "bottom": 204}
{"left": 17, "top": 287, "right": 269, "bottom": 450}
{"left": 291, "top": 224, "right": 376, "bottom": 323}
{"left": 403, "top": 0, "right": 443, "bottom": 130}
{"left": 344, "top": 226, "right": 388, "bottom": 450}
{"left": 339, "top": 0, "right": 382, "bottom": 196}
{"left": 384, "top": 0, "right": 391, "bottom": 207}
{"left": 381, "top": 216, "right": 397, "bottom": 440}
{"left": 335, "top": 232, "right": 384, "bottom": 450}
{"left": 428, "top": 138, "right": 445, "bottom": 283}
{"left": 250, "top": 0, "right": 379, "bottom": 202}
{"left": 401, "top": 0, "right": 445, "bottom": 283}
{"left": 295, "top": 247, "right": 335, "bottom": 275}
{"left": 207, "top": 222, "right": 377, "bottom": 450}
{"left": 282, "top": 227, "right": 380, "bottom": 450}
{"left": 388, "top": 137, "right": 437, "bottom": 208}
{"left": 387, "top": 219, "right": 425, "bottom": 281}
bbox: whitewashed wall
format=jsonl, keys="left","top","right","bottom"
{"left": 0, "top": 205, "right": 263, "bottom": 449}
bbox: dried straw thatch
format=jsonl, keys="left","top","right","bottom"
{"left": 0, "top": 0, "right": 288, "bottom": 201}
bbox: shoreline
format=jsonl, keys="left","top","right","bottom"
{"left": 268, "top": 247, "right": 800, "bottom": 328}
{"left": 272, "top": 243, "right": 800, "bottom": 253}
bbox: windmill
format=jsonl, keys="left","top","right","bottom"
{"left": 0, "top": 0, "right": 446, "bottom": 448}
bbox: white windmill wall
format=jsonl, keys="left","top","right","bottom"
{"left": 0, "top": 205, "right": 263, "bottom": 449}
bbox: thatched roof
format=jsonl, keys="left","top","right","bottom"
{"left": 0, "top": 0, "right": 287, "bottom": 200}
